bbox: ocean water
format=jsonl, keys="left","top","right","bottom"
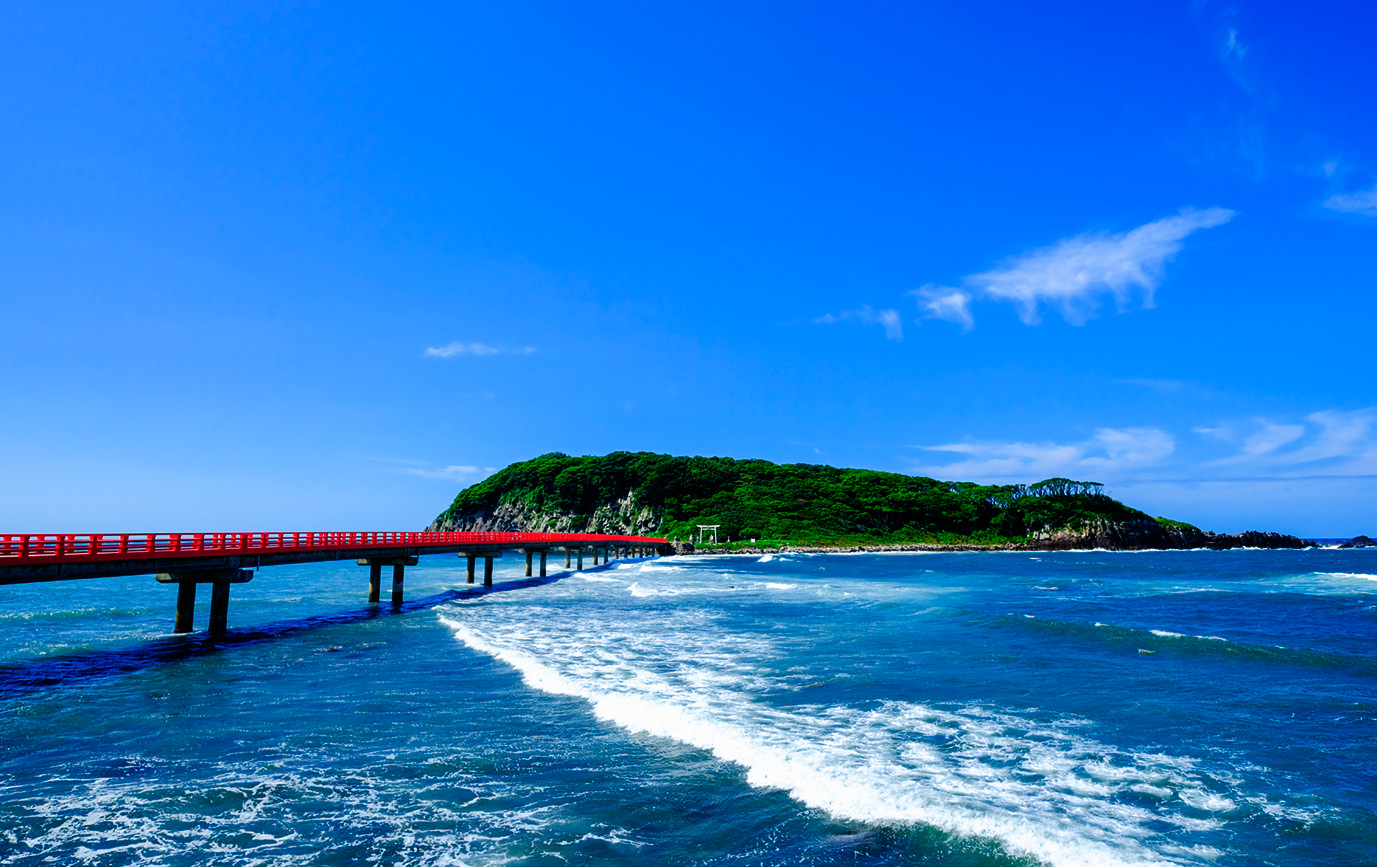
{"left": 1, "top": 549, "right": 1375, "bottom": 866}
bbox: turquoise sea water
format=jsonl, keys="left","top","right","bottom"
{"left": 1, "top": 549, "right": 1375, "bottom": 866}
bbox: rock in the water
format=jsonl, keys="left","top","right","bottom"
{"left": 1339, "top": 535, "right": 1376, "bottom": 548}
{"left": 1027, "top": 519, "right": 1311, "bottom": 551}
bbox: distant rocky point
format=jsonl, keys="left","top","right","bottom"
{"left": 429, "top": 452, "right": 1314, "bottom": 552}
{"left": 1339, "top": 535, "right": 1376, "bottom": 548}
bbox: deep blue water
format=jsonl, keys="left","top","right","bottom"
{"left": 1, "top": 549, "right": 1375, "bottom": 866}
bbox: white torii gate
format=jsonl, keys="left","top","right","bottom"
{"left": 696, "top": 525, "right": 720, "bottom": 544}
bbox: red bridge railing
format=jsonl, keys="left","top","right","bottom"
{"left": 0, "top": 532, "right": 667, "bottom": 564}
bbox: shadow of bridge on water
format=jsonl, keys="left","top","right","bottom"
{"left": 0, "top": 565, "right": 608, "bottom": 697}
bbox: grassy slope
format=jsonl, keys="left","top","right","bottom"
{"left": 433, "top": 452, "right": 1170, "bottom": 546}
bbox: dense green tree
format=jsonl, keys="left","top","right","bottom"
{"left": 432, "top": 452, "right": 1163, "bottom": 545}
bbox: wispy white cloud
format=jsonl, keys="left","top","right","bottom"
{"left": 829, "top": 208, "right": 1233, "bottom": 339}
{"left": 361, "top": 455, "right": 498, "bottom": 485}
{"left": 914, "top": 408, "right": 1377, "bottom": 487}
{"left": 967, "top": 208, "right": 1235, "bottom": 326}
{"left": 401, "top": 464, "right": 497, "bottom": 483}
{"left": 1324, "top": 183, "right": 1377, "bottom": 217}
{"left": 814, "top": 305, "right": 903, "bottom": 341}
{"left": 1222, "top": 26, "right": 1247, "bottom": 62}
{"left": 911, "top": 285, "right": 975, "bottom": 331}
{"left": 1206, "top": 409, "right": 1377, "bottom": 474}
{"left": 1198, "top": 420, "right": 1305, "bottom": 463}
{"left": 913, "top": 427, "right": 1174, "bottom": 483}
{"left": 424, "top": 342, "right": 537, "bottom": 358}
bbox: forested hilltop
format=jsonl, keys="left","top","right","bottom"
{"left": 429, "top": 452, "right": 1310, "bottom": 551}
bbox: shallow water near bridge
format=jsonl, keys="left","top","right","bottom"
{"left": 1, "top": 549, "right": 1375, "bottom": 866}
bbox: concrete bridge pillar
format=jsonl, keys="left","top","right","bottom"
{"left": 157, "top": 568, "right": 253, "bottom": 635}
{"left": 368, "top": 562, "right": 382, "bottom": 603}
{"left": 525, "top": 549, "right": 533, "bottom": 577}
{"left": 577, "top": 548, "right": 584, "bottom": 570}
{"left": 539, "top": 550, "right": 547, "bottom": 577}
{"left": 175, "top": 581, "right": 197, "bottom": 633}
{"left": 209, "top": 581, "right": 232, "bottom": 633}
{"left": 565, "top": 548, "right": 572, "bottom": 568}
{"left": 357, "top": 556, "right": 418, "bottom": 607}
{"left": 461, "top": 551, "right": 500, "bottom": 587}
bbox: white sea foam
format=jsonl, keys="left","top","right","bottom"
{"left": 1178, "top": 790, "right": 1236, "bottom": 813}
{"left": 437, "top": 584, "right": 1253, "bottom": 867}
{"left": 9, "top": 754, "right": 580, "bottom": 867}
{"left": 1149, "top": 630, "right": 1228, "bottom": 642}
{"left": 1312, "top": 572, "right": 1377, "bottom": 582}
{"left": 625, "top": 581, "right": 739, "bottom": 599}
{"left": 764, "top": 583, "right": 796, "bottom": 591}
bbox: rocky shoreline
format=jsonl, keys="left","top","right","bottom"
{"left": 662, "top": 519, "right": 1315, "bottom": 555}
{"left": 431, "top": 493, "right": 1323, "bottom": 556}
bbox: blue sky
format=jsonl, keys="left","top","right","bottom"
{"left": 3, "top": 1, "right": 1374, "bottom": 536}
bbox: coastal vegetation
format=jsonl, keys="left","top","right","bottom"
{"left": 430, "top": 451, "right": 1210, "bottom": 547}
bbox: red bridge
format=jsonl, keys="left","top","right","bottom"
{"left": 0, "top": 531, "right": 667, "bottom": 635}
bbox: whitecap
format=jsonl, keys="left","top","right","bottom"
{"left": 1178, "top": 790, "right": 1236, "bottom": 812}
{"left": 439, "top": 613, "right": 1240, "bottom": 867}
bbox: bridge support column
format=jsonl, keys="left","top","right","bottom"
{"left": 525, "top": 550, "right": 533, "bottom": 577}
{"left": 158, "top": 568, "right": 253, "bottom": 635}
{"left": 209, "top": 581, "right": 232, "bottom": 634}
{"left": 461, "top": 551, "right": 500, "bottom": 587}
{"left": 539, "top": 550, "right": 547, "bottom": 577}
{"left": 565, "top": 548, "right": 571, "bottom": 568}
{"left": 577, "top": 548, "right": 583, "bottom": 570}
{"left": 357, "top": 556, "right": 418, "bottom": 606}
{"left": 175, "top": 581, "right": 197, "bottom": 633}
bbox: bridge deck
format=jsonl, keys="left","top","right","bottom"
{"left": 0, "top": 531, "right": 667, "bottom": 584}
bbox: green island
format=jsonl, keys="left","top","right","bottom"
{"left": 429, "top": 452, "right": 1310, "bottom": 551}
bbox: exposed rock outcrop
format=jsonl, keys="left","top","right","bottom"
{"left": 428, "top": 490, "right": 663, "bottom": 537}
{"left": 1339, "top": 535, "right": 1376, "bottom": 548}
{"left": 1026, "top": 518, "right": 1310, "bottom": 550}
{"left": 429, "top": 494, "right": 1312, "bottom": 552}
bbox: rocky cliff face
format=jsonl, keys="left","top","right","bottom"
{"left": 427, "top": 490, "right": 663, "bottom": 536}
{"left": 1028, "top": 518, "right": 1311, "bottom": 550}
{"left": 427, "top": 494, "right": 1311, "bottom": 552}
